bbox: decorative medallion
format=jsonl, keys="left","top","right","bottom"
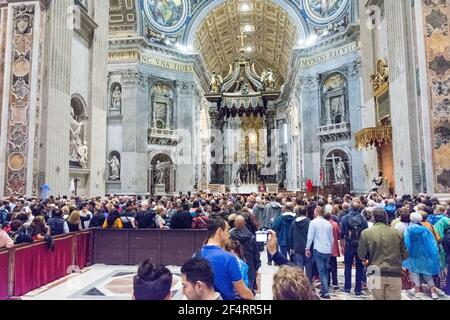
{"left": 8, "top": 153, "right": 25, "bottom": 171}
{"left": 12, "top": 57, "right": 31, "bottom": 77}
{"left": 11, "top": 78, "right": 30, "bottom": 100}
{"left": 304, "top": 0, "right": 348, "bottom": 24}
{"left": 143, "top": 0, "right": 189, "bottom": 34}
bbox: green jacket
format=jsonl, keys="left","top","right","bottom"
{"left": 358, "top": 223, "right": 409, "bottom": 277}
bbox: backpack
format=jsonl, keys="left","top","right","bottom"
{"left": 347, "top": 214, "right": 364, "bottom": 246}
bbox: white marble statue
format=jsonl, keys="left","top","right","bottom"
{"left": 154, "top": 161, "right": 169, "bottom": 184}
{"left": 108, "top": 156, "right": 120, "bottom": 180}
{"left": 77, "top": 140, "right": 88, "bottom": 169}
{"left": 111, "top": 85, "right": 122, "bottom": 111}
{"left": 70, "top": 109, "right": 85, "bottom": 163}
{"left": 335, "top": 160, "right": 347, "bottom": 184}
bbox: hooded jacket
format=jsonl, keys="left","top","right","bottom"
{"left": 263, "top": 202, "right": 283, "bottom": 229}
{"left": 253, "top": 203, "right": 266, "bottom": 228}
{"left": 229, "top": 227, "right": 261, "bottom": 275}
{"left": 403, "top": 224, "right": 440, "bottom": 276}
{"left": 272, "top": 212, "right": 296, "bottom": 247}
{"left": 289, "top": 216, "right": 311, "bottom": 253}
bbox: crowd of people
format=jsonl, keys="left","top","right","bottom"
{"left": 0, "top": 191, "right": 449, "bottom": 301}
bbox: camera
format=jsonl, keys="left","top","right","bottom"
{"left": 256, "top": 231, "right": 269, "bottom": 243}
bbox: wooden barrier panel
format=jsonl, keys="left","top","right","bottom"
{"left": 92, "top": 229, "right": 208, "bottom": 266}
{"left": 0, "top": 250, "right": 9, "bottom": 300}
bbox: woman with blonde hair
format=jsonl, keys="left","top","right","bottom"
{"left": 272, "top": 265, "right": 319, "bottom": 300}
{"left": 154, "top": 206, "right": 168, "bottom": 229}
{"left": 67, "top": 210, "right": 82, "bottom": 232}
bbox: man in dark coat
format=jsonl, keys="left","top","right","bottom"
{"left": 170, "top": 202, "right": 193, "bottom": 229}
{"left": 230, "top": 215, "right": 261, "bottom": 293}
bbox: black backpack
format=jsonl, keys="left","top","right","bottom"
{"left": 347, "top": 214, "right": 364, "bottom": 246}
{"left": 442, "top": 228, "right": 450, "bottom": 256}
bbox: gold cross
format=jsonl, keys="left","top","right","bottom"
{"left": 237, "top": 31, "right": 247, "bottom": 48}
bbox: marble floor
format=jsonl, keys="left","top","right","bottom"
{"left": 21, "top": 254, "right": 449, "bottom": 301}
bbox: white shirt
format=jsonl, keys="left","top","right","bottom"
{"left": 306, "top": 216, "right": 334, "bottom": 255}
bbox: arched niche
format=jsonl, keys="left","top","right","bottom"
{"left": 150, "top": 82, "right": 174, "bottom": 130}
{"left": 321, "top": 73, "right": 348, "bottom": 126}
{"left": 70, "top": 95, "right": 88, "bottom": 169}
{"left": 110, "top": 82, "right": 122, "bottom": 115}
{"left": 107, "top": 151, "right": 121, "bottom": 181}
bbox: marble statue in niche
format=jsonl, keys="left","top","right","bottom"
{"left": 335, "top": 159, "right": 348, "bottom": 184}
{"left": 154, "top": 160, "right": 170, "bottom": 184}
{"left": 322, "top": 73, "right": 347, "bottom": 126}
{"left": 70, "top": 100, "right": 88, "bottom": 169}
{"left": 108, "top": 155, "right": 120, "bottom": 180}
{"left": 111, "top": 84, "right": 122, "bottom": 113}
{"left": 151, "top": 83, "right": 173, "bottom": 130}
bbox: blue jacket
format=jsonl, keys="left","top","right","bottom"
{"left": 272, "top": 212, "right": 296, "bottom": 247}
{"left": 403, "top": 224, "right": 440, "bottom": 276}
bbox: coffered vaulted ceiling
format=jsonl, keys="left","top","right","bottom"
{"left": 195, "top": 0, "right": 299, "bottom": 85}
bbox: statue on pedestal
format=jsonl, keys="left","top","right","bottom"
{"left": 108, "top": 156, "right": 120, "bottom": 180}
{"left": 111, "top": 85, "right": 122, "bottom": 112}
{"left": 335, "top": 159, "right": 348, "bottom": 185}
{"left": 154, "top": 160, "right": 169, "bottom": 184}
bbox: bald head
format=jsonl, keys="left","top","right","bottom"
{"left": 234, "top": 215, "right": 246, "bottom": 229}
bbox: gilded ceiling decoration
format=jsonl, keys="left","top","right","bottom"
{"left": 194, "top": 0, "right": 298, "bottom": 86}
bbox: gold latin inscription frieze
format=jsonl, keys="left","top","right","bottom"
{"left": 108, "top": 51, "right": 194, "bottom": 73}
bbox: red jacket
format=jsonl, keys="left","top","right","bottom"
{"left": 329, "top": 220, "right": 340, "bottom": 258}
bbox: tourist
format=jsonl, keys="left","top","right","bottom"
{"left": 133, "top": 260, "right": 172, "bottom": 300}
{"left": 134, "top": 201, "right": 156, "bottom": 229}
{"left": 340, "top": 200, "right": 368, "bottom": 295}
{"left": 357, "top": 207, "right": 408, "bottom": 300}
{"left": 305, "top": 206, "right": 334, "bottom": 299}
{"left": 80, "top": 203, "right": 92, "bottom": 229}
{"left": 8, "top": 220, "right": 32, "bottom": 244}
{"left": 198, "top": 217, "right": 254, "bottom": 300}
{"left": 394, "top": 208, "right": 411, "bottom": 235}
{"left": 89, "top": 207, "right": 107, "bottom": 228}
{"left": 170, "top": 202, "right": 193, "bottom": 229}
{"left": 0, "top": 228, "right": 13, "bottom": 248}
{"left": 28, "top": 216, "right": 49, "bottom": 241}
{"left": 442, "top": 226, "right": 450, "bottom": 296}
{"left": 428, "top": 205, "right": 446, "bottom": 225}
{"left": 403, "top": 212, "right": 440, "bottom": 299}
{"left": 226, "top": 240, "right": 249, "bottom": 288}
{"left": 272, "top": 202, "right": 296, "bottom": 260}
{"left": 154, "top": 206, "right": 168, "bottom": 229}
{"left": 103, "top": 210, "right": 123, "bottom": 229}
{"left": 384, "top": 199, "right": 398, "bottom": 224}
{"left": 338, "top": 202, "right": 351, "bottom": 219}
{"left": 289, "top": 205, "right": 312, "bottom": 279}
{"left": 181, "top": 258, "right": 222, "bottom": 300}
{"left": 66, "top": 210, "right": 82, "bottom": 232}
{"left": 47, "top": 209, "right": 69, "bottom": 236}
{"left": 324, "top": 210, "right": 340, "bottom": 290}
{"left": 229, "top": 215, "right": 261, "bottom": 292}
{"left": 192, "top": 208, "right": 209, "bottom": 230}
{"left": 272, "top": 265, "right": 319, "bottom": 300}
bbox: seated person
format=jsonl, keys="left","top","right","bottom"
{"left": 133, "top": 260, "right": 173, "bottom": 300}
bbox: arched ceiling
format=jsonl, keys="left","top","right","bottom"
{"left": 194, "top": 0, "right": 299, "bottom": 86}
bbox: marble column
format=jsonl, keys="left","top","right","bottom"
{"left": 347, "top": 58, "right": 365, "bottom": 193}
{"left": 120, "top": 71, "right": 147, "bottom": 194}
{"left": 87, "top": 0, "right": 109, "bottom": 197}
{"left": 0, "top": 2, "right": 46, "bottom": 196}
{"left": 175, "top": 81, "right": 196, "bottom": 192}
{"left": 299, "top": 76, "right": 321, "bottom": 186}
{"left": 385, "top": 0, "right": 423, "bottom": 195}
